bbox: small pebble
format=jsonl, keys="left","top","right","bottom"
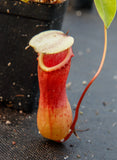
{"left": 28, "top": 116, "right": 31, "bottom": 119}
{"left": 112, "top": 122, "right": 117, "bottom": 127}
{"left": 21, "top": 34, "right": 27, "bottom": 37}
{"left": 60, "top": 139, "right": 64, "bottom": 142}
{"left": 12, "top": 141, "right": 16, "bottom": 145}
{"left": 87, "top": 139, "right": 91, "bottom": 143}
{"left": 36, "top": 24, "right": 40, "bottom": 28}
{"left": 66, "top": 82, "right": 72, "bottom": 89}
{"left": 8, "top": 62, "right": 11, "bottom": 67}
{"left": 109, "top": 109, "right": 116, "bottom": 113}
{"left": 27, "top": 94, "right": 31, "bottom": 98}
{"left": 18, "top": 102, "right": 22, "bottom": 106}
{"left": 77, "top": 154, "right": 81, "bottom": 158}
{"left": 76, "top": 10, "right": 82, "bottom": 16}
{"left": 113, "top": 75, "right": 117, "bottom": 80}
{"left": 7, "top": 9, "right": 10, "bottom": 13}
{"left": 30, "top": 73, "right": 34, "bottom": 77}
{"left": 80, "top": 111, "right": 83, "bottom": 115}
{"left": 12, "top": 82, "right": 16, "bottom": 86}
{"left": 91, "top": 154, "right": 94, "bottom": 158}
{"left": 13, "top": 2, "right": 17, "bottom": 6}
{"left": 0, "top": 96, "right": 3, "bottom": 102}
{"left": 3, "top": 116, "right": 6, "bottom": 120}
{"left": 6, "top": 120, "right": 11, "bottom": 125}
{"left": 20, "top": 88, "right": 24, "bottom": 91}
{"left": 19, "top": 110, "right": 23, "bottom": 114}
{"left": 82, "top": 80, "right": 87, "bottom": 85}
{"left": 64, "top": 156, "right": 69, "bottom": 160}
{"left": 102, "top": 101, "right": 107, "bottom": 106}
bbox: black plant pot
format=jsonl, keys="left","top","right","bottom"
{"left": 0, "top": 0, "right": 68, "bottom": 112}
{"left": 69, "top": 0, "right": 93, "bottom": 10}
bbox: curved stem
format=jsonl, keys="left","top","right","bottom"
{"left": 58, "top": 25, "right": 107, "bottom": 143}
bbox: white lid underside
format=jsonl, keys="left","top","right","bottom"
{"left": 29, "top": 30, "right": 74, "bottom": 54}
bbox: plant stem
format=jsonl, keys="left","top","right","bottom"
{"left": 58, "top": 25, "right": 107, "bottom": 143}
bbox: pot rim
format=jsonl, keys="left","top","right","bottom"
{"left": 0, "top": 0, "right": 68, "bottom": 20}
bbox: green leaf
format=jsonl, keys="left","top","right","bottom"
{"left": 116, "top": 0, "right": 117, "bottom": 10}
{"left": 94, "top": 0, "right": 116, "bottom": 28}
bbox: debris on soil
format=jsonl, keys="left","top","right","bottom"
{"left": 80, "top": 111, "right": 83, "bottom": 115}
{"left": 18, "top": 102, "right": 22, "bottom": 106}
{"left": 82, "top": 80, "right": 87, "bottom": 86}
{"left": 69, "top": 144, "right": 74, "bottom": 147}
{"left": 77, "top": 154, "right": 81, "bottom": 158}
{"left": 0, "top": 96, "right": 3, "bottom": 102}
{"left": 64, "top": 155, "right": 69, "bottom": 160}
{"left": 0, "top": 106, "right": 27, "bottom": 126}
{"left": 96, "top": 111, "right": 99, "bottom": 115}
{"left": 6, "top": 120, "right": 11, "bottom": 125}
{"left": 102, "top": 101, "right": 107, "bottom": 106}
{"left": 112, "top": 122, "right": 117, "bottom": 127}
{"left": 12, "top": 141, "right": 16, "bottom": 145}
{"left": 113, "top": 75, "right": 117, "bottom": 80}
{"left": 8, "top": 62, "right": 11, "bottom": 67}
{"left": 66, "top": 82, "right": 72, "bottom": 89}
{"left": 19, "top": 110, "right": 23, "bottom": 114}
{"left": 76, "top": 10, "right": 82, "bottom": 17}
{"left": 6, "top": 9, "right": 10, "bottom": 14}
{"left": 87, "top": 139, "right": 91, "bottom": 144}
{"left": 107, "top": 147, "right": 112, "bottom": 151}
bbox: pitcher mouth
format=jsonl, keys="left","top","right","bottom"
{"left": 38, "top": 47, "right": 74, "bottom": 72}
